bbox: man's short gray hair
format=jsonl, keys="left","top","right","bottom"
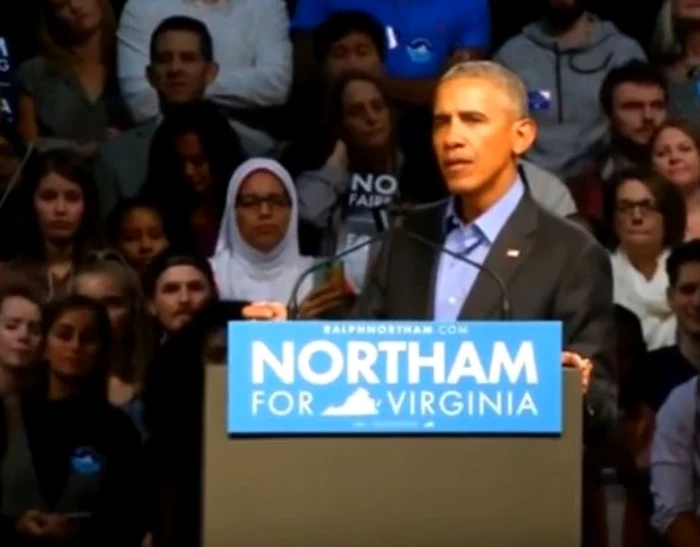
{"left": 440, "top": 61, "right": 529, "bottom": 118}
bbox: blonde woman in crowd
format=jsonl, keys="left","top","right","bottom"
{"left": 72, "top": 251, "right": 154, "bottom": 438}
{"left": 651, "top": 119, "right": 700, "bottom": 240}
{"left": 17, "top": 0, "right": 128, "bottom": 152}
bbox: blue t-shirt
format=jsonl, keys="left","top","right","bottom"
{"left": 292, "top": 0, "right": 490, "bottom": 78}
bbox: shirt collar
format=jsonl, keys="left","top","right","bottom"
{"left": 444, "top": 179, "right": 525, "bottom": 244}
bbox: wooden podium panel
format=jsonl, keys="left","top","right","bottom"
{"left": 202, "top": 367, "right": 582, "bottom": 547}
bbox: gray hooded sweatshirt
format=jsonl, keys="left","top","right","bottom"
{"left": 494, "top": 18, "right": 645, "bottom": 178}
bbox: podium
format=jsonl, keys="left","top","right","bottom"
{"left": 202, "top": 321, "right": 582, "bottom": 547}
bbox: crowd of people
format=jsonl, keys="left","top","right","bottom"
{"left": 0, "top": 0, "right": 699, "bottom": 545}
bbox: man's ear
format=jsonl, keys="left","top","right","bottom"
{"left": 205, "top": 62, "right": 219, "bottom": 86}
{"left": 511, "top": 117, "right": 537, "bottom": 157}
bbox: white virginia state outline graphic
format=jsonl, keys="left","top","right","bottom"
{"left": 321, "top": 387, "right": 380, "bottom": 416}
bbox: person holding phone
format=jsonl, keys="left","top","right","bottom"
{"left": 210, "top": 158, "right": 350, "bottom": 318}
{"left": 0, "top": 295, "right": 146, "bottom": 546}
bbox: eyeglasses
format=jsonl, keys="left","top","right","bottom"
{"left": 615, "top": 199, "right": 660, "bottom": 216}
{"left": 235, "top": 194, "right": 290, "bottom": 210}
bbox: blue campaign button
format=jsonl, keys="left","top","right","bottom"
{"left": 70, "top": 447, "right": 102, "bottom": 474}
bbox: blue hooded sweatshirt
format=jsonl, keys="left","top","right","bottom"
{"left": 495, "top": 17, "right": 645, "bottom": 178}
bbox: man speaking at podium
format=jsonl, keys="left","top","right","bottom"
{"left": 244, "top": 61, "right": 615, "bottom": 427}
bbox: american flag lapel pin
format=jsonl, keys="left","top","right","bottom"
{"left": 506, "top": 249, "right": 520, "bottom": 258}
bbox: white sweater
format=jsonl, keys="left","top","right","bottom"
{"left": 117, "top": 0, "right": 292, "bottom": 154}
{"left": 611, "top": 249, "right": 676, "bottom": 350}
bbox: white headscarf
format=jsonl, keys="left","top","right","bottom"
{"left": 209, "top": 158, "right": 314, "bottom": 302}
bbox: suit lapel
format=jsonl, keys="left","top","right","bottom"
{"left": 459, "top": 196, "right": 539, "bottom": 319}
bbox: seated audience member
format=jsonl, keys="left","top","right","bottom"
{"left": 17, "top": 0, "right": 128, "bottom": 153}
{"left": 651, "top": 0, "right": 700, "bottom": 128}
{"left": 633, "top": 240, "right": 700, "bottom": 412}
{"left": 0, "top": 285, "right": 42, "bottom": 396}
{"left": 3, "top": 150, "right": 102, "bottom": 302}
{"left": 0, "top": 295, "right": 146, "bottom": 547}
{"left": 296, "top": 72, "right": 402, "bottom": 267}
{"left": 94, "top": 16, "right": 218, "bottom": 216}
{"left": 72, "top": 252, "right": 154, "bottom": 437}
{"left": 600, "top": 62, "right": 669, "bottom": 179}
{"left": 106, "top": 197, "right": 171, "bottom": 277}
{"left": 291, "top": 0, "right": 490, "bottom": 107}
{"left": 143, "top": 247, "right": 216, "bottom": 343}
{"left": 210, "top": 158, "right": 347, "bottom": 317}
{"left": 144, "top": 301, "right": 244, "bottom": 547}
{"left": 649, "top": 374, "right": 700, "bottom": 546}
{"left": 603, "top": 169, "right": 686, "bottom": 349}
{"left": 118, "top": 0, "right": 291, "bottom": 156}
{"left": 0, "top": 120, "right": 28, "bottom": 260}
{"left": 494, "top": 0, "right": 646, "bottom": 178}
{"left": 652, "top": 120, "right": 700, "bottom": 240}
{"left": 141, "top": 101, "right": 244, "bottom": 257}
{"left": 570, "top": 61, "right": 668, "bottom": 222}
{"left": 611, "top": 305, "right": 663, "bottom": 547}
{"left": 282, "top": 10, "right": 386, "bottom": 173}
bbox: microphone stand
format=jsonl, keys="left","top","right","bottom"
{"left": 287, "top": 206, "right": 512, "bottom": 320}
{"left": 287, "top": 231, "right": 388, "bottom": 319}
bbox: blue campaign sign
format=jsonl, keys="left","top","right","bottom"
{"left": 227, "top": 321, "right": 563, "bottom": 435}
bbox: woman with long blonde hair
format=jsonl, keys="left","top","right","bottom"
{"left": 16, "top": 0, "right": 128, "bottom": 153}
{"left": 71, "top": 250, "right": 155, "bottom": 437}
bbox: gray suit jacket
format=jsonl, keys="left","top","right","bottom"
{"left": 93, "top": 119, "right": 158, "bottom": 217}
{"left": 353, "top": 194, "right": 617, "bottom": 430}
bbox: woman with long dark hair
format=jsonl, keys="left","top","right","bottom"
{"left": 294, "top": 72, "right": 401, "bottom": 289}
{"left": 141, "top": 101, "right": 244, "bottom": 257}
{"left": 2, "top": 150, "right": 102, "bottom": 301}
{"left": 0, "top": 295, "right": 146, "bottom": 546}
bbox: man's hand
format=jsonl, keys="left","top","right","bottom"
{"left": 561, "top": 351, "right": 593, "bottom": 394}
{"left": 16, "top": 510, "right": 50, "bottom": 538}
{"left": 241, "top": 302, "right": 289, "bottom": 321}
{"left": 44, "top": 514, "right": 74, "bottom": 541}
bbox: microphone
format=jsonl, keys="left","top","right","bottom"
{"left": 287, "top": 210, "right": 512, "bottom": 320}
{"left": 0, "top": 141, "right": 34, "bottom": 213}
{"left": 385, "top": 197, "right": 450, "bottom": 217}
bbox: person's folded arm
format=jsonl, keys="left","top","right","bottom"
{"left": 650, "top": 379, "right": 700, "bottom": 547}
{"left": 552, "top": 237, "right": 618, "bottom": 432}
{"left": 206, "top": 0, "right": 292, "bottom": 110}
{"left": 117, "top": 0, "right": 160, "bottom": 123}
{"left": 296, "top": 166, "right": 350, "bottom": 229}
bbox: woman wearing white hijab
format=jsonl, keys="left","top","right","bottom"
{"left": 210, "top": 158, "right": 346, "bottom": 316}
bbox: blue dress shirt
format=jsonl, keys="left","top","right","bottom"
{"left": 650, "top": 376, "right": 700, "bottom": 534}
{"left": 433, "top": 180, "right": 524, "bottom": 320}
